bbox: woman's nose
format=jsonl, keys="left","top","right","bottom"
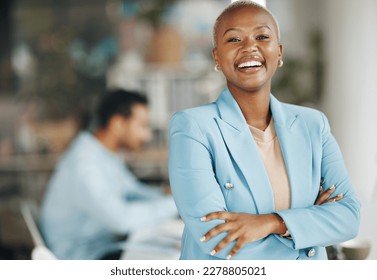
{"left": 242, "top": 38, "right": 258, "bottom": 52}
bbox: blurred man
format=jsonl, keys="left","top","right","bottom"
{"left": 40, "top": 89, "right": 177, "bottom": 260}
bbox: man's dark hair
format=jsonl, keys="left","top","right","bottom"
{"left": 96, "top": 89, "right": 148, "bottom": 128}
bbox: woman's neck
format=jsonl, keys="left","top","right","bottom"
{"left": 230, "top": 87, "right": 271, "bottom": 131}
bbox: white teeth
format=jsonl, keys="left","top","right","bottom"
{"left": 238, "top": 61, "right": 262, "bottom": 68}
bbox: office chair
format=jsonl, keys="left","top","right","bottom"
{"left": 20, "top": 200, "right": 57, "bottom": 260}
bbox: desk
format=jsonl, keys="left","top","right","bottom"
{"left": 121, "top": 218, "right": 184, "bottom": 260}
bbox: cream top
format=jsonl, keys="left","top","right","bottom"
{"left": 249, "top": 118, "right": 291, "bottom": 211}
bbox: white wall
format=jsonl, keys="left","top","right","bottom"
{"left": 321, "top": 0, "right": 377, "bottom": 203}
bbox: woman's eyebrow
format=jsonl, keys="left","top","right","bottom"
{"left": 223, "top": 25, "right": 272, "bottom": 37}
{"left": 223, "top": 28, "right": 241, "bottom": 37}
{"left": 254, "top": 25, "right": 272, "bottom": 32}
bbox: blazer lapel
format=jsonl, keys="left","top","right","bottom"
{"left": 270, "top": 95, "right": 313, "bottom": 209}
{"left": 215, "top": 89, "right": 313, "bottom": 212}
{"left": 215, "top": 89, "right": 274, "bottom": 214}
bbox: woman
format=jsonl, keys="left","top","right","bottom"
{"left": 168, "top": 1, "right": 360, "bottom": 260}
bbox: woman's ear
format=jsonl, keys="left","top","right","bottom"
{"left": 278, "top": 44, "right": 283, "bottom": 61}
{"left": 212, "top": 47, "right": 219, "bottom": 65}
{"left": 212, "top": 47, "right": 222, "bottom": 72}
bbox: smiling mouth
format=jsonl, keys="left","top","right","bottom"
{"left": 237, "top": 61, "right": 263, "bottom": 69}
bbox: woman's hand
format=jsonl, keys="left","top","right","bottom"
{"left": 200, "top": 211, "right": 283, "bottom": 259}
{"left": 200, "top": 181, "right": 344, "bottom": 259}
{"left": 315, "top": 184, "right": 343, "bottom": 205}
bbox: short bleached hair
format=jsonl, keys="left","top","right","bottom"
{"left": 212, "top": 0, "right": 281, "bottom": 47}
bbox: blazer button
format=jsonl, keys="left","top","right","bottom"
{"left": 307, "top": 248, "right": 316, "bottom": 258}
{"left": 225, "top": 182, "right": 234, "bottom": 190}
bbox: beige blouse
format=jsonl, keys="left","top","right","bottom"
{"left": 248, "top": 118, "right": 291, "bottom": 211}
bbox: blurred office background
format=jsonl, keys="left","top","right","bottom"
{"left": 0, "top": 0, "right": 376, "bottom": 259}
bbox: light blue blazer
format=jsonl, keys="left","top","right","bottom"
{"left": 168, "top": 88, "right": 360, "bottom": 260}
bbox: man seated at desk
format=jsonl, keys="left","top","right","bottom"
{"left": 40, "top": 89, "right": 177, "bottom": 260}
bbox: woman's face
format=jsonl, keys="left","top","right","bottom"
{"left": 213, "top": 6, "right": 282, "bottom": 94}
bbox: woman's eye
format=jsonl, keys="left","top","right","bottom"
{"left": 227, "top": 37, "right": 240, "bottom": 43}
{"left": 256, "top": 35, "right": 269, "bottom": 40}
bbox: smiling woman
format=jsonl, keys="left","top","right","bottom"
{"left": 168, "top": 0, "right": 360, "bottom": 260}
{"left": 211, "top": 2, "right": 282, "bottom": 128}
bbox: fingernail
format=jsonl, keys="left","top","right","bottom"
{"left": 200, "top": 236, "right": 206, "bottom": 242}
{"left": 319, "top": 186, "right": 324, "bottom": 192}
{"left": 330, "top": 185, "right": 335, "bottom": 190}
{"left": 226, "top": 254, "right": 232, "bottom": 260}
{"left": 210, "top": 250, "right": 216, "bottom": 256}
{"left": 200, "top": 216, "right": 207, "bottom": 222}
{"left": 332, "top": 198, "right": 336, "bottom": 202}
{"left": 338, "top": 193, "right": 343, "bottom": 198}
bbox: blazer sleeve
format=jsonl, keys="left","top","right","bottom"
{"left": 169, "top": 111, "right": 235, "bottom": 258}
{"left": 276, "top": 112, "right": 361, "bottom": 249}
